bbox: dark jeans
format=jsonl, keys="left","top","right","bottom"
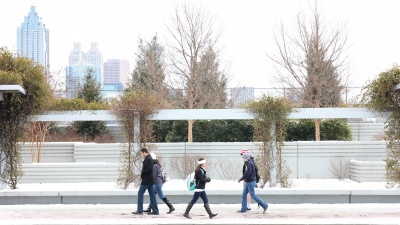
{"left": 190, "top": 191, "right": 208, "bottom": 204}
{"left": 137, "top": 184, "right": 158, "bottom": 213}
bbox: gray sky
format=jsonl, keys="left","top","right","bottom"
{"left": 1, "top": 0, "right": 400, "bottom": 90}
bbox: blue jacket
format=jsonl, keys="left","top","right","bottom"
{"left": 239, "top": 158, "right": 256, "bottom": 183}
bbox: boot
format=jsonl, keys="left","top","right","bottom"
{"left": 183, "top": 202, "right": 194, "bottom": 219}
{"left": 143, "top": 204, "right": 151, "bottom": 213}
{"left": 162, "top": 197, "right": 175, "bottom": 214}
{"left": 204, "top": 203, "right": 218, "bottom": 219}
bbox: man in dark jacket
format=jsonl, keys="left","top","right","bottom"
{"left": 237, "top": 153, "right": 268, "bottom": 213}
{"left": 132, "top": 147, "right": 159, "bottom": 215}
{"left": 240, "top": 149, "right": 260, "bottom": 210}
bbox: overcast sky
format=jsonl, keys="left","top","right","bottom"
{"left": 1, "top": 0, "right": 400, "bottom": 90}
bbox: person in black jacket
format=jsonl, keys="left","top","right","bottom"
{"left": 237, "top": 153, "right": 268, "bottom": 213}
{"left": 240, "top": 149, "right": 260, "bottom": 210}
{"left": 183, "top": 158, "right": 218, "bottom": 219}
{"left": 143, "top": 153, "right": 175, "bottom": 214}
{"left": 132, "top": 147, "right": 159, "bottom": 215}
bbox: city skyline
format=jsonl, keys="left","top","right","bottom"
{"left": 65, "top": 42, "right": 104, "bottom": 99}
{"left": 17, "top": 5, "right": 49, "bottom": 70}
{"left": 1, "top": 0, "right": 400, "bottom": 92}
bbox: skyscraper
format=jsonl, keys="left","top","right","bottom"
{"left": 17, "top": 6, "right": 50, "bottom": 70}
{"left": 103, "top": 59, "right": 130, "bottom": 99}
{"left": 65, "top": 43, "right": 103, "bottom": 99}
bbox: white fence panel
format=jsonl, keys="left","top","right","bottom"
{"left": 20, "top": 163, "right": 119, "bottom": 183}
{"left": 20, "top": 142, "right": 76, "bottom": 163}
{"left": 349, "top": 160, "right": 386, "bottom": 182}
{"left": 349, "top": 123, "right": 386, "bottom": 141}
{"left": 19, "top": 141, "right": 388, "bottom": 182}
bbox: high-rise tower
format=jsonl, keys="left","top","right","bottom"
{"left": 65, "top": 43, "right": 103, "bottom": 99}
{"left": 17, "top": 6, "right": 50, "bottom": 70}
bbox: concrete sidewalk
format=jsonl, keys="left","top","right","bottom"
{"left": 0, "top": 203, "right": 399, "bottom": 225}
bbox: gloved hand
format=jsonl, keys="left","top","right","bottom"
{"left": 205, "top": 177, "right": 211, "bottom": 182}
{"left": 238, "top": 179, "right": 241, "bottom": 183}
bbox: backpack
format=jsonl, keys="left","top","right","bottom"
{"left": 186, "top": 169, "right": 204, "bottom": 191}
{"left": 255, "top": 164, "right": 261, "bottom": 183}
{"left": 243, "top": 161, "right": 261, "bottom": 183}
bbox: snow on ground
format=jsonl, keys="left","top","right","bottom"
{"left": 11, "top": 178, "right": 390, "bottom": 191}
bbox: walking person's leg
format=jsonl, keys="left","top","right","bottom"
{"left": 238, "top": 182, "right": 249, "bottom": 212}
{"left": 244, "top": 181, "right": 251, "bottom": 210}
{"left": 247, "top": 181, "right": 268, "bottom": 212}
{"left": 148, "top": 184, "right": 159, "bottom": 215}
{"left": 183, "top": 192, "right": 200, "bottom": 219}
{"left": 144, "top": 183, "right": 159, "bottom": 213}
{"left": 247, "top": 193, "right": 252, "bottom": 209}
{"left": 132, "top": 185, "right": 147, "bottom": 214}
{"left": 156, "top": 183, "right": 175, "bottom": 213}
{"left": 201, "top": 191, "right": 217, "bottom": 219}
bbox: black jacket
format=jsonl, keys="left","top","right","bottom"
{"left": 141, "top": 154, "right": 155, "bottom": 185}
{"left": 195, "top": 167, "right": 209, "bottom": 190}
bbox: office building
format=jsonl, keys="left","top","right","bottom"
{"left": 65, "top": 43, "right": 103, "bottom": 99}
{"left": 17, "top": 5, "right": 50, "bottom": 70}
{"left": 103, "top": 59, "right": 130, "bottom": 99}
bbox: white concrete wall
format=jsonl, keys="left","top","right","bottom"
{"left": 20, "top": 141, "right": 387, "bottom": 182}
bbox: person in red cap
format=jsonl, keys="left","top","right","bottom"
{"left": 238, "top": 153, "right": 268, "bottom": 213}
{"left": 239, "top": 149, "right": 260, "bottom": 211}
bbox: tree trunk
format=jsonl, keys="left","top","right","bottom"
{"left": 188, "top": 120, "right": 194, "bottom": 142}
{"left": 314, "top": 119, "right": 321, "bottom": 141}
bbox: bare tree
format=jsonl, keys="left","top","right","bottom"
{"left": 213, "top": 158, "right": 242, "bottom": 181}
{"left": 169, "top": 154, "right": 206, "bottom": 179}
{"left": 166, "top": 4, "right": 227, "bottom": 142}
{"left": 268, "top": 3, "right": 348, "bottom": 141}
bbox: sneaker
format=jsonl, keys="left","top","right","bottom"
{"left": 247, "top": 208, "right": 251, "bottom": 210}
{"left": 237, "top": 210, "right": 246, "bottom": 213}
{"left": 148, "top": 212, "right": 159, "bottom": 215}
{"left": 132, "top": 211, "right": 143, "bottom": 215}
{"left": 263, "top": 205, "right": 268, "bottom": 213}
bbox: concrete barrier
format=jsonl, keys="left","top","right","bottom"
{"left": 1, "top": 189, "right": 399, "bottom": 205}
